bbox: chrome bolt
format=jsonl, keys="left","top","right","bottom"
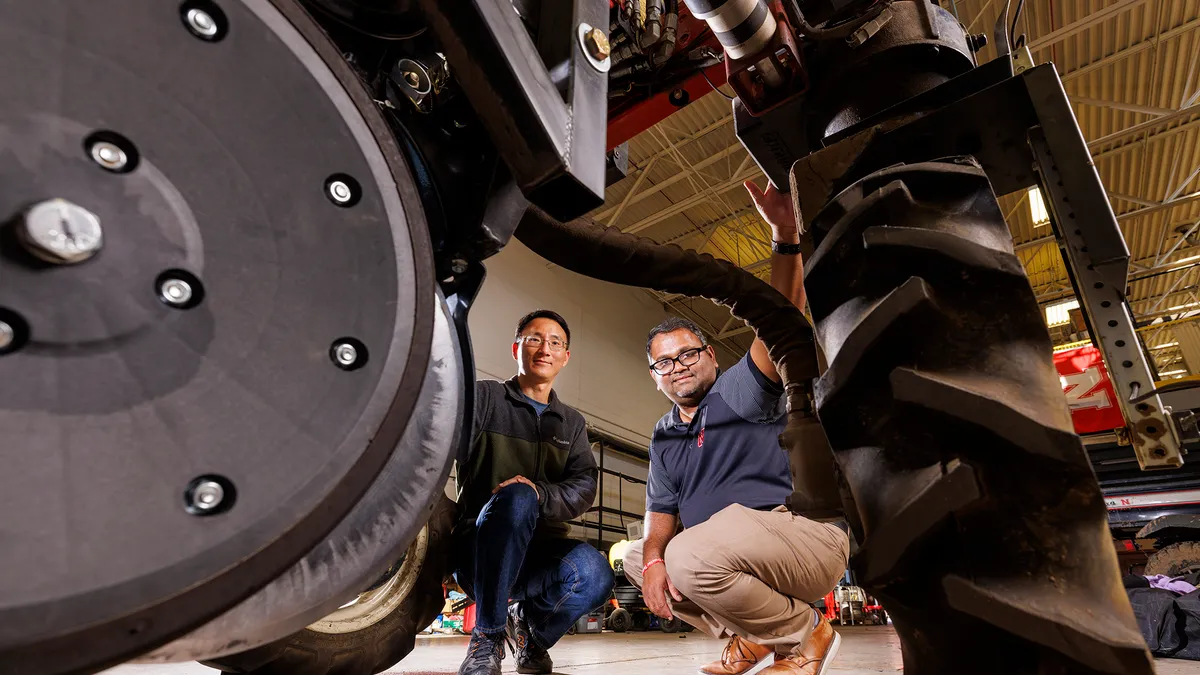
{"left": 0, "top": 321, "right": 13, "bottom": 351}
{"left": 583, "top": 26, "right": 611, "bottom": 61}
{"left": 20, "top": 199, "right": 104, "bottom": 265}
{"left": 160, "top": 278, "right": 194, "bottom": 306}
{"left": 328, "top": 180, "right": 353, "bottom": 204}
{"left": 190, "top": 480, "right": 225, "bottom": 511}
{"left": 90, "top": 141, "right": 128, "bottom": 171}
{"left": 334, "top": 342, "right": 359, "bottom": 367}
{"left": 404, "top": 71, "right": 421, "bottom": 87}
{"left": 186, "top": 8, "right": 219, "bottom": 37}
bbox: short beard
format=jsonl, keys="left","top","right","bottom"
{"left": 671, "top": 381, "right": 708, "bottom": 407}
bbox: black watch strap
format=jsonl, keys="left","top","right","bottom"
{"left": 772, "top": 240, "right": 803, "bottom": 255}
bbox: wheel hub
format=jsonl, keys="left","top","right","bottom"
{"left": 0, "top": 1, "right": 434, "bottom": 672}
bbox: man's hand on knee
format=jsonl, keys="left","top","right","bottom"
{"left": 643, "top": 560, "right": 683, "bottom": 619}
{"left": 494, "top": 475, "right": 540, "bottom": 500}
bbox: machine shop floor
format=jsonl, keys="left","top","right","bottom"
{"left": 104, "top": 626, "right": 1200, "bottom": 674}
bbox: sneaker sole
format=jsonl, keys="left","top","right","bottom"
{"left": 697, "top": 651, "right": 776, "bottom": 675}
{"left": 815, "top": 631, "right": 841, "bottom": 675}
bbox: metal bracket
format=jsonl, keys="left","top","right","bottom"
{"left": 1028, "top": 126, "right": 1183, "bottom": 470}
{"left": 416, "top": 0, "right": 609, "bottom": 221}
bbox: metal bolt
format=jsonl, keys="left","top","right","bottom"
{"left": 584, "top": 26, "right": 610, "bottom": 61}
{"left": 190, "top": 480, "right": 225, "bottom": 511}
{"left": 90, "top": 141, "right": 128, "bottom": 171}
{"left": 0, "top": 321, "right": 13, "bottom": 351}
{"left": 404, "top": 71, "right": 421, "bottom": 88}
{"left": 450, "top": 258, "right": 468, "bottom": 274}
{"left": 328, "top": 180, "right": 353, "bottom": 204}
{"left": 20, "top": 199, "right": 104, "bottom": 264}
{"left": 160, "top": 278, "right": 194, "bottom": 306}
{"left": 334, "top": 342, "right": 359, "bottom": 367}
{"left": 186, "top": 8, "right": 219, "bottom": 38}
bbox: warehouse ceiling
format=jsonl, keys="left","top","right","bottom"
{"left": 592, "top": 0, "right": 1200, "bottom": 376}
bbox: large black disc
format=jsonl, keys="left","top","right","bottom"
{"left": 0, "top": 1, "right": 434, "bottom": 673}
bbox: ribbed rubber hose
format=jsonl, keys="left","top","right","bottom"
{"left": 804, "top": 156, "right": 1153, "bottom": 674}
{"left": 514, "top": 206, "right": 842, "bottom": 516}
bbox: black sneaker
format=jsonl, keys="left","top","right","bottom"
{"left": 457, "top": 627, "right": 506, "bottom": 675}
{"left": 507, "top": 603, "right": 554, "bottom": 674}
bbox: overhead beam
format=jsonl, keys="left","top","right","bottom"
{"left": 593, "top": 143, "right": 745, "bottom": 222}
{"left": 1088, "top": 103, "right": 1200, "bottom": 151}
{"left": 1071, "top": 96, "right": 1173, "bottom": 117}
{"left": 1028, "top": 0, "right": 1152, "bottom": 52}
{"left": 621, "top": 165, "right": 763, "bottom": 234}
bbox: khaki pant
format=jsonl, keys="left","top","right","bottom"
{"left": 623, "top": 504, "right": 849, "bottom": 652}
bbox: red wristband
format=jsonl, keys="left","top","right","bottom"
{"left": 642, "top": 558, "right": 665, "bottom": 576}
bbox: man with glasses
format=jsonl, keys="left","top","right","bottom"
{"left": 453, "top": 310, "right": 614, "bottom": 675}
{"left": 623, "top": 182, "right": 850, "bottom": 675}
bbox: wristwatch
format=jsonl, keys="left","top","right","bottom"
{"left": 772, "top": 240, "right": 803, "bottom": 255}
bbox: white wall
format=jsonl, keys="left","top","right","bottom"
{"left": 468, "top": 239, "right": 674, "bottom": 449}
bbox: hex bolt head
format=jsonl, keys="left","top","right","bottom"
{"left": 0, "top": 321, "right": 13, "bottom": 351}
{"left": 334, "top": 342, "right": 358, "bottom": 367}
{"left": 160, "top": 278, "right": 194, "bottom": 307}
{"left": 186, "top": 8, "right": 219, "bottom": 38}
{"left": 328, "top": 180, "right": 353, "bottom": 204}
{"left": 19, "top": 199, "right": 104, "bottom": 265}
{"left": 404, "top": 71, "right": 421, "bottom": 87}
{"left": 90, "top": 141, "right": 128, "bottom": 171}
{"left": 450, "top": 258, "right": 469, "bottom": 274}
{"left": 584, "top": 27, "right": 611, "bottom": 61}
{"left": 190, "top": 480, "right": 225, "bottom": 511}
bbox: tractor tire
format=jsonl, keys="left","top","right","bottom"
{"left": 607, "top": 608, "right": 632, "bottom": 633}
{"left": 1145, "top": 542, "right": 1200, "bottom": 578}
{"left": 202, "top": 495, "right": 454, "bottom": 675}
{"left": 803, "top": 157, "right": 1153, "bottom": 674}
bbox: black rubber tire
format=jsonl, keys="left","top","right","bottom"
{"left": 804, "top": 157, "right": 1153, "bottom": 675}
{"left": 607, "top": 608, "right": 632, "bottom": 633}
{"left": 660, "top": 617, "right": 681, "bottom": 633}
{"left": 202, "top": 495, "right": 455, "bottom": 675}
{"left": 1145, "top": 542, "right": 1200, "bottom": 578}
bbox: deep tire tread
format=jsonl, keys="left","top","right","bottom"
{"left": 805, "top": 157, "right": 1153, "bottom": 674}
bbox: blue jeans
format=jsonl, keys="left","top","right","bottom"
{"left": 455, "top": 484, "right": 615, "bottom": 648}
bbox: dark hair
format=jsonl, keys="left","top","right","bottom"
{"left": 515, "top": 309, "right": 571, "bottom": 345}
{"left": 646, "top": 316, "right": 707, "bottom": 356}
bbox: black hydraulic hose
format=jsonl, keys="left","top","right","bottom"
{"left": 514, "top": 206, "right": 843, "bottom": 516}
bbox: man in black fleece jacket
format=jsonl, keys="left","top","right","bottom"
{"left": 454, "top": 309, "right": 614, "bottom": 675}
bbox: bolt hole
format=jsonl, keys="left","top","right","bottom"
{"left": 180, "top": 1, "right": 229, "bottom": 42}
{"left": 1081, "top": 246, "right": 1088, "bottom": 253}
{"left": 330, "top": 337, "right": 369, "bottom": 371}
{"left": 1094, "top": 282, "right": 1103, "bottom": 289}
{"left": 183, "top": 474, "right": 236, "bottom": 516}
{"left": 669, "top": 88, "right": 691, "bottom": 107}
{"left": 1087, "top": 264, "right": 1095, "bottom": 271}
{"left": 1152, "top": 447, "right": 1167, "bottom": 458}
{"left": 1068, "top": 212, "right": 1075, "bottom": 219}
{"left": 1137, "top": 403, "right": 1151, "bottom": 412}
{"left": 0, "top": 308, "right": 30, "bottom": 356}
{"left": 325, "top": 174, "right": 362, "bottom": 207}
{"left": 1147, "top": 426, "right": 1159, "bottom": 435}
{"left": 155, "top": 269, "right": 205, "bottom": 310}
{"left": 1123, "top": 360, "right": 1133, "bottom": 368}
{"left": 84, "top": 130, "right": 140, "bottom": 174}
{"left": 1101, "top": 300, "right": 1111, "bottom": 307}
{"left": 1075, "top": 229, "right": 1082, "bottom": 235}
{"left": 1116, "top": 339, "right": 1125, "bottom": 347}
{"left": 1108, "top": 320, "right": 1118, "bottom": 327}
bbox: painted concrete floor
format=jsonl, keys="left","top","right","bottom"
{"left": 104, "top": 626, "right": 1200, "bottom": 674}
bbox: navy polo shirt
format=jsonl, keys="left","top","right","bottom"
{"left": 646, "top": 353, "right": 793, "bottom": 528}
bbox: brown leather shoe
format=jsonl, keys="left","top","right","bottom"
{"left": 698, "top": 635, "right": 775, "bottom": 675}
{"left": 759, "top": 617, "right": 841, "bottom": 675}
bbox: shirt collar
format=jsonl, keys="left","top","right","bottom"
{"left": 503, "top": 377, "right": 565, "bottom": 418}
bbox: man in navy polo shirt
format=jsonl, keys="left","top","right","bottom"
{"left": 623, "top": 181, "right": 849, "bottom": 675}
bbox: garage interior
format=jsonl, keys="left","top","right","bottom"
{"left": 10, "top": 0, "right": 1200, "bottom": 673}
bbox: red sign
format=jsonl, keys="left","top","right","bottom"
{"left": 1054, "top": 346, "right": 1126, "bottom": 434}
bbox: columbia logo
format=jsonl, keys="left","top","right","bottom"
{"left": 552, "top": 436, "right": 570, "bottom": 446}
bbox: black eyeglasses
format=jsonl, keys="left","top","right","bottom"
{"left": 650, "top": 347, "right": 705, "bottom": 375}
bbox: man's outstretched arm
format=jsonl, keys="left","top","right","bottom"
{"left": 745, "top": 179, "right": 805, "bottom": 384}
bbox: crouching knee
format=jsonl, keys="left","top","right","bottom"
{"left": 477, "top": 483, "right": 540, "bottom": 529}
{"left": 575, "top": 547, "right": 616, "bottom": 610}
